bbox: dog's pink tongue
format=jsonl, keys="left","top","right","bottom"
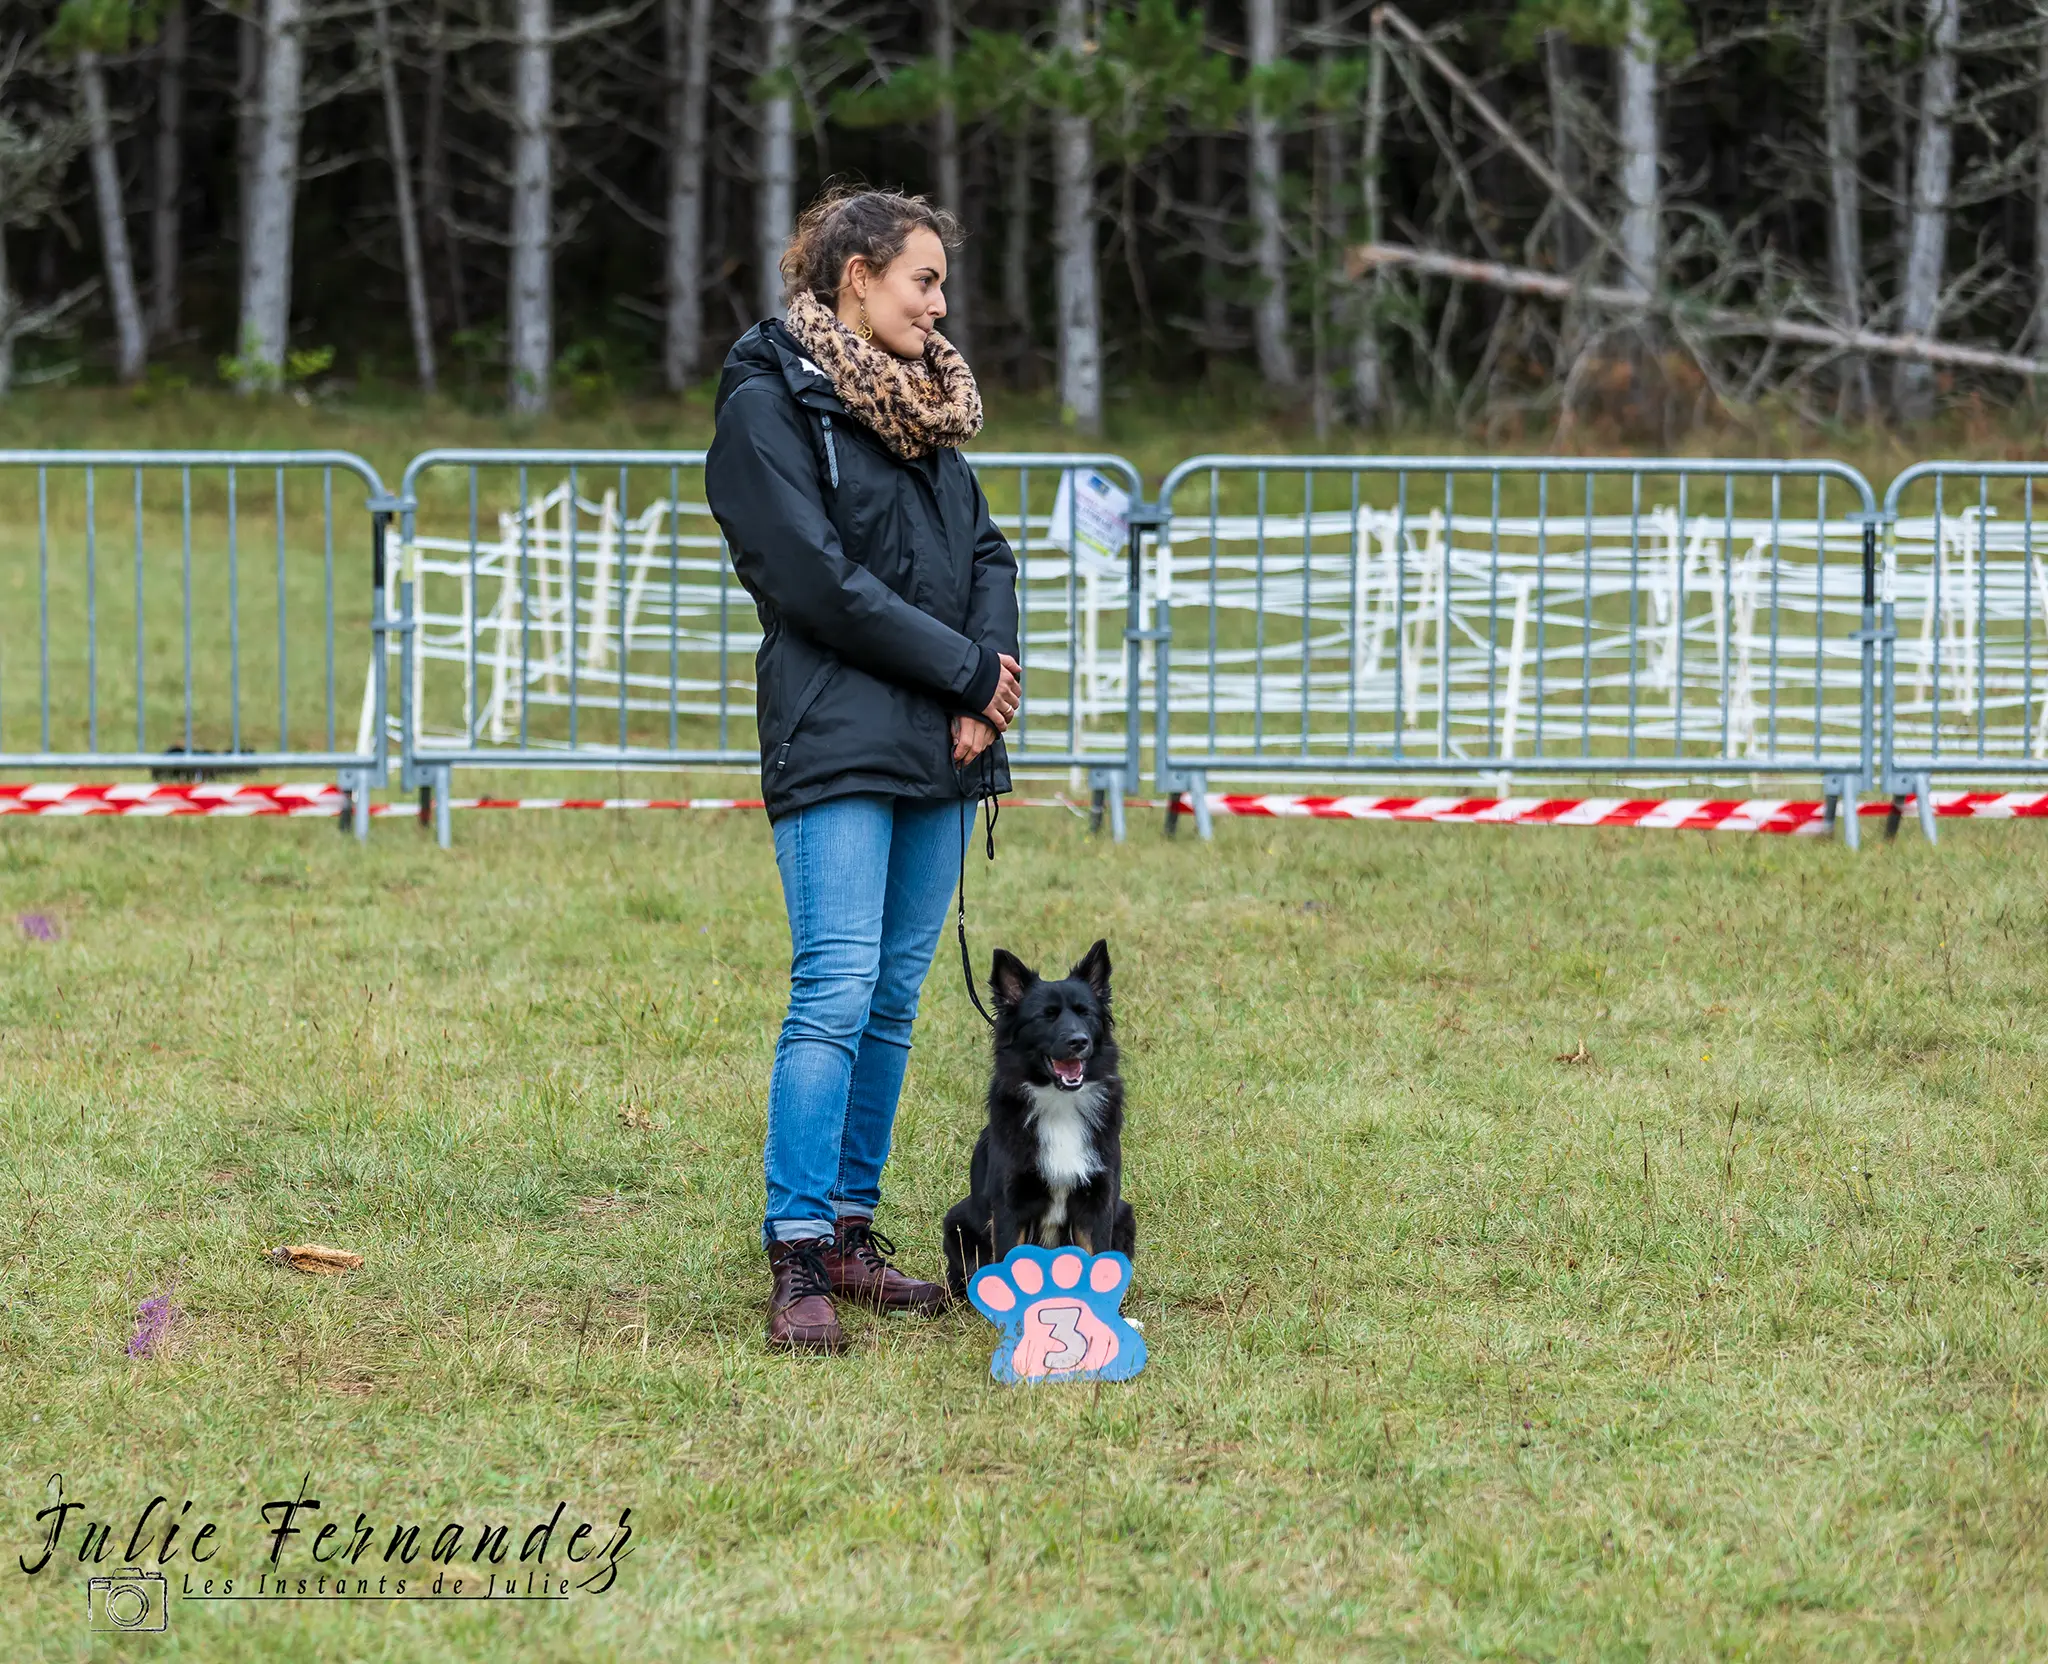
{"left": 1053, "top": 1060, "right": 1085, "bottom": 1086}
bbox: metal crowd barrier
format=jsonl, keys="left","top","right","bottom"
{"left": 12, "top": 444, "right": 2048, "bottom": 855}
{"left": 391, "top": 449, "right": 1147, "bottom": 845}
{"left": 1150, "top": 456, "right": 1884, "bottom": 845}
{"left": 0, "top": 449, "right": 395, "bottom": 837}
{"left": 1879, "top": 462, "right": 2048, "bottom": 843}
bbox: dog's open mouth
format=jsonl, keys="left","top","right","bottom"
{"left": 1048, "top": 1058, "right": 1087, "bottom": 1090}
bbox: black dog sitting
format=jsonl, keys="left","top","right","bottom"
{"left": 943, "top": 939, "right": 1137, "bottom": 1300}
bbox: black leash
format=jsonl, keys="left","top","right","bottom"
{"left": 956, "top": 746, "right": 1001, "bottom": 1027}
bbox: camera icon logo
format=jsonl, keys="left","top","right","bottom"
{"left": 86, "top": 1568, "right": 168, "bottom": 1632}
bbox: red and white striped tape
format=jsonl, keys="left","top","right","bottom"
{"left": 0, "top": 784, "right": 775, "bottom": 818}
{"left": 0, "top": 782, "right": 354, "bottom": 817}
{"left": 1192, "top": 793, "right": 1836, "bottom": 834}
{"left": 1181, "top": 791, "right": 2048, "bottom": 832}
{"left": 457, "top": 795, "right": 765, "bottom": 813}
{"left": 3, "top": 783, "right": 2046, "bottom": 828}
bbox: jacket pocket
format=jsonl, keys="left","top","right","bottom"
{"left": 769, "top": 658, "right": 841, "bottom": 776}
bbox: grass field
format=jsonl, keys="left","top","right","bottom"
{"left": 4, "top": 392, "right": 2047, "bottom": 1660}
{"left": 0, "top": 380, "right": 2021, "bottom": 495}
{"left": 3, "top": 800, "right": 2047, "bottom": 1660}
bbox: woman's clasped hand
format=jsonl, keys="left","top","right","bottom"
{"left": 955, "top": 652, "right": 1022, "bottom": 764}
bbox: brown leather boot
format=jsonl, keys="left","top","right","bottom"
{"left": 765, "top": 1238, "right": 846, "bottom": 1353}
{"left": 822, "top": 1214, "right": 950, "bottom": 1314}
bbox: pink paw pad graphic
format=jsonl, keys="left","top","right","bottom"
{"left": 966, "top": 1246, "right": 1146, "bottom": 1384}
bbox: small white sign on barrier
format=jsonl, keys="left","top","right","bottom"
{"left": 1048, "top": 468, "right": 1131, "bottom": 574}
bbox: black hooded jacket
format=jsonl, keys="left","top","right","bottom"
{"left": 705, "top": 319, "right": 1018, "bottom": 822}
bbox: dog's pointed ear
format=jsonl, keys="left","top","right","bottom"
{"left": 989, "top": 948, "right": 1037, "bottom": 1009}
{"left": 1069, "top": 938, "right": 1112, "bottom": 1003}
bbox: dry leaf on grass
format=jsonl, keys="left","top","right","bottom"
{"left": 267, "top": 1243, "right": 363, "bottom": 1274}
{"left": 617, "top": 1105, "right": 655, "bottom": 1130}
{"left": 1554, "top": 1041, "right": 1595, "bottom": 1066}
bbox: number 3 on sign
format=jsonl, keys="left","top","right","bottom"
{"left": 966, "top": 1245, "right": 1147, "bottom": 1385}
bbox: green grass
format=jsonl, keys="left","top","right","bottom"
{"left": 0, "top": 381, "right": 2026, "bottom": 496}
{"left": 3, "top": 392, "right": 2046, "bottom": 1658}
{"left": 4, "top": 804, "right": 2047, "bottom": 1660}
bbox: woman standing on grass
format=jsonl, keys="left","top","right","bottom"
{"left": 705, "top": 186, "right": 1022, "bottom": 1354}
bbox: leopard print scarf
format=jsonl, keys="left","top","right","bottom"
{"left": 782, "top": 290, "right": 984, "bottom": 461}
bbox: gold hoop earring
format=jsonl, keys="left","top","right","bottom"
{"left": 857, "top": 298, "right": 873, "bottom": 343}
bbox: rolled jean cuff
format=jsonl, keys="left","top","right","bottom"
{"left": 766, "top": 1217, "right": 835, "bottom": 1245}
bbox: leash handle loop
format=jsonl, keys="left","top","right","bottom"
{"left": 956, "top": 747, "right": 999, "bottom": 1028}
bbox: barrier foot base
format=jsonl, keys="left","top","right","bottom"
{"left": 1087, "top": 769, "right": 1127, "bottom": 843}
{"left": 1885, "top": 773, "right": 1936, "bottom": 845}
{"left": 1821, "top": 772, "right": 1861, "bottom": 851}
{"left": 337, "top": 768, "right": 371, "bottom": 842}
{"left": 1912, "top": 774, "right": 1937, "bottom": 846}
{"left": 1162, "top": 776, "right": 1212, "bottom": 841}
{"left": 414, "top": 765, "right": 454, "bottom": 849}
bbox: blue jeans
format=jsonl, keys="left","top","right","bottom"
{"left": 762, "top": 793, "right": 965, "bottom": 1248}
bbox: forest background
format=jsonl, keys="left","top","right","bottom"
{"left": 1, "top": 0, "right": 2043, "bottom": 442}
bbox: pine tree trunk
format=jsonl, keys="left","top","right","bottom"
{"left": 372, "top": 0, "right": 436, "bottom": 392}
{"left": 1052, "top": 0, "right": 1101, "bottom": 432}
{"left": 708, "top": 153, "right": 732, "bottom": 328}
{"left": 2034, "top": 27, "right": 2048, "bottom": 360}
{"left": 0, "top": 228, "right": 13, "bottom": 397}
{"left": 1246, "top": 0, "right": 1295, "bottom": 391}
{"left": 1197, "top": 134, "right": 1228, "bottom": 360}
{"left": 957, "top": 116, "right": 987, "bottom": 369}
{"left": 507, "top": 0, "right": 552, "bottom": 413}
{"left": 757, "top": 0, "right": 797, "bottom": 320}
{"left": 1542, "top": 30, "right": 1582, "bottom": 273}
{"left": 79, "top": 51, "right": 147, "bottom": 384}
{"left": 421, "top": 23, "right": 466, "bottom": 335}
{"left": 1314, "top": 0, "right": 1343, "bottom": 432}
{"left": 663, "top": 0, "right": 711, "bottom": 389}
{"left": 1823, "top": 0, "right": 1873, "bottom": 415}
{"left": 1350, "top": 27, "right": 1385, "bottom": 423}
{"left": 150, "top": 0, "right": 185, "bottom": 342}
{"left": 1893, "top": 0, "right": 1958, "bottom": 420}
{"left": 1004, "top": 116, "right": 1033, "bottom": 386}
{"left": 239, "top": 0, "right": 305, "bottom": 391}
{"left": 1613, "top": 0, "right": 1660, "bottom": 299}
{"left": 236, "top": 10, "right": 263, "bottom": 325}
{"left": 931, "top": 0, "right": 969, "bottom": 359}
{"left": 1890, "top": 0, "right": 1911, "bottom": 277}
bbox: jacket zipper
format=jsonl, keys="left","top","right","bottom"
{"left": 819, "top": 413, "right": 840, "bottom": 489}
{"left": 771, "top": 661, "right": 842, "bottom": 775}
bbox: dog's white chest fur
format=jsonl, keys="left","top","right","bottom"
{"left": 1024, "top": 1082, "right": 1106, "bottom": 1245}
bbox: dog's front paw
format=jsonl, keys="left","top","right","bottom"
{"left": 966, "top": 1247, "right": 1146, "bottom": 1384}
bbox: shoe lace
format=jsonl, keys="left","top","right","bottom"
{"left": 783, "top": 1238, "right": 834, "bottom": 1299}
{"left": 840, "top": 1218, "right": 897, "bottom": 1272}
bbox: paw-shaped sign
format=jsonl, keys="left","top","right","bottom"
{"left": 966, "top": 1245, "right": 1146, "bottom": 1384}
